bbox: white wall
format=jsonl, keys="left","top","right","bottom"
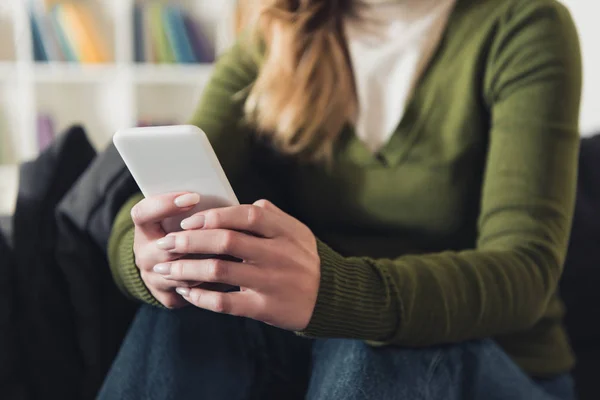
{"left": 561, "top": 1, "right": 600, "bottom": 136}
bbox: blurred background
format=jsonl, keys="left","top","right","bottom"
{"left": 0, "top": 0, "right": 598, "bottom": 215}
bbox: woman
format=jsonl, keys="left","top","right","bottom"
{"left": 100, "top": 0, "right": 582, "bottom": 398}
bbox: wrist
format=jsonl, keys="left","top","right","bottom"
{"left": 297, "top": 239, "right": 398, "bottom": 341}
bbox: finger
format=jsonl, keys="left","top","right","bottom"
{"left": 142, "top": 270, "right": 181, "bottom": 291}
{"left": 254, "top": 199, "right": 314, "bottom": 252}
{"left": 142, "top": 272, "right": 202, "bottom": 293}
{"left": 154, "top": 258, "right": 263, "bottom": 289}
{"left": 176, "top": 287, "right": 262, "bottom": 319}
{"left": 135, "top": 238, "right": 180, "bottom": 272}
{"left": 253, "top": 199, "right": 286, "bottom": 216}
{"left": 181, "top": 204, "right": 284, "bottom": 238}
{"left": 131, "top": 192, "right": 200, "bottom": 227}
{"left": 254, "top": 199, "right": 307, "bottom": 234}
{"left": 164, "top": 229, "right": 269, "bottom": 262}
{"left": 152, "top": 291, "right": 189, "bottom": 310}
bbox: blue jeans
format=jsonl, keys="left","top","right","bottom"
{"left": 99, "top": 305, "right": 576, "bottom": 400}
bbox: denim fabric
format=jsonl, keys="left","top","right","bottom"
{"left": 306, "top": 339, "right": 575, "bottom": 400}
{"left": 99, "top": 305, "right": 575, "bottom": 400}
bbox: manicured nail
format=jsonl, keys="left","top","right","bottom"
{"left": 174, "top": 193, "right": 200, "bottom": 208}
{"left": 176, "top": 287, "right": 190, "bottom": 296}
{"left": 153, "top": 263, "right": 171, "bottom": 275}
{"left": 181, "top": 215, "right": 205, "bottom": 230}
{"left": 156, "top": 235, "right": 176, "bottom": 250}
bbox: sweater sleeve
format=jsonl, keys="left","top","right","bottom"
{"left": 299, "top": 1, "right": 582, "bottom": 345}
{"left": 108, "top": 38, "right": 260, "bottom": 303}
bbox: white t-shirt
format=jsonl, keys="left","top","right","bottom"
{"left": 345, "top": 0, "right": 457, "bottom": 152}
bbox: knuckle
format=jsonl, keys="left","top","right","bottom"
{"left": 134, "top": 253, "right": 144, "bottom": 269}
{"left": 261, "top": 268, "right": 277, "bottom": 289}
{"left": 189, "top": 289, "right": 200, "bottom": 304}
{"left": 253, "top": 199, "right": 271, "bottom": 209}
{"left": 170, "top": 261, "right": 184, "bottom": 278}
{"left": 160, "top": 295, "right": 180, "bottom": 310}
{"left": 206, "top": 209, "right": 220, "bottom": 228}
{"left": 246, "top": 205, "right": 263, "bottom": 227}
{"left": 220, "top": 231, "right": 237, "bottom": 253}
{"left": 251, "top": 295, "right": 268, "bottom": 321}
{"left": 207, "top": 259, "right": 227, "bottom": 281}
{"left": 176, "top": 234, "right": 190, "bottom": 254}
{"left": 134, "top": 251, "right": 151, "bottom": 271}
{"left": 212, "top": 294, "right": 230, "bottom": 314}
{"left": 130, "top": 204, "right": 144, "bottom": 225}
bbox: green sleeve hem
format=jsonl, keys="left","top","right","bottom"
{"left": 108, "top": 194, "right": 163, "bottom": 308}
{"left": 297, "top": 239, "right": 398, "bottom": 341}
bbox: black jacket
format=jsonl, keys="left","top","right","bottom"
{"left": 54, "top": 137, "right": 139, "bottom": 398}
{"left": 13, "top": 126, "right": 96, "bottom": 399}
{"left": 0, "top": 227, "right": 27, "bottom": 399}
{"left": 561, "top": 133, "right": 600, "bottom": 342}
{"left": 559, "top": 134, "right": 600, "bottom": 400}
{"left": 11, "top": 126, "right": 139, "bottom": 399}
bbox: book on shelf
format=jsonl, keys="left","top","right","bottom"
{"left": 31, "top": 11, "right": 49, "bottom": 62}
{"left": 29, "top": 1, "right": 112, "bottom": 63}
{"left": 134, "top": 2, "right": 215, "bottom": 65}
{"left": 133, "top": 4, "right": 145, "bottom": 63}
{"left": 49, "top": 5, "right": 78, "bottom": 62}
{"left": 149, "top": 3, "right": 175, "bottom": 64}
{"left": 164, "top": 6, "right": 196, "bottom": 64}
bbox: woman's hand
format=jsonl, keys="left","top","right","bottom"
{"left": 130, "top": 192, "right": 204, "bottom": 309}
{"left": 153, "top": 199, "right": 321, "bottom": 331}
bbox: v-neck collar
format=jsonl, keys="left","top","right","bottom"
{"left": 341, "top": 0, "right": 460, "bottom": 168}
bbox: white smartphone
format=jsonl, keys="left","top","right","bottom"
{"left": 113, "top": 125, "right": 239, "bottom": 233}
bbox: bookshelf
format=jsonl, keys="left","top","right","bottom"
{"left": 0, "top": 0, "right": 236, "bottom": 215}
{"left": 0, "top": 0, "right": 235, "bottom": 162}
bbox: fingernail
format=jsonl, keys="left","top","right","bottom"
{"left": 181, "top": 215, "right": 205, "bottom": 230}
{"left": 176, "top": 287, "right": 190, "bottom": 296}
{"left": 153, "top": 263, "right": 171, "bottom": 275}
{"left": 156, "top": 235, "right": 176, "bottom": 250}
{"left": 174, "top": 193, "right": 200, "bottom": 208}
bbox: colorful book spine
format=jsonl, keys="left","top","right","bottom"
{"left": 50, "top": 6, "right": 78, "bottom": 62}
{"left": 72, "top": 3, "right": 111, "bottom": 63}
{"left": 37, "top": 114, "right": 55, "bottom": 152}
{"left": 183, "top": 13, "right": 214, "bottom": 63}
{"left": 142, "top": 4, "right": 156, "bottom": 63}
{"left": 149, "top": 4, "right": 175, "bottom": 63}
{"left": 164, "top": 5, "right": 197, "bottom": 64}
{"left": 30, "top": 12, "right": 49, "bottom": 62}
{"left": 61, "top": 3, "right": 99, "bottom": 63}
{"left": 31, "top": 9, "right": 66, "bottom": 62}
{"left": 37, "top": 11, "right": 64, "bottom": 61}
{"left": 33, "top": 0, "right": 60, "bottom": 10}
{"left": 31, "top": 2, "right": 111, "bottom": 64}
{"left": 133, "top": 4, "right": 144, "bottom": 63}
{"left": 134, "top": 3, "right": 214, "bottom": 64}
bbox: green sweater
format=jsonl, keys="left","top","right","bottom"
{"left": 109, "top": 0, "right": 582, "bottom": 377}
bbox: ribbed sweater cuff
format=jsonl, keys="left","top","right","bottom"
{"left": 297, "top": 239, "right": 397, "bottom": 340}
{"left": 111, "top": 228, "right": 162, "bottom": 307}
{"left": 107, "top": 197, "right": 163, "bottom": 308}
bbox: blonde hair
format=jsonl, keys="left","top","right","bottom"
{"left": 237, "top": 0, "right": 359, "bottom": 162}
